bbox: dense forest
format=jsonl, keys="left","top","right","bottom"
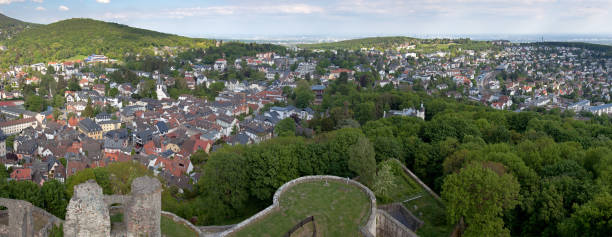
{"left": 0, "top": 13, "right": 39, "bottom": 41}
{"left": 0, "top": 18, "right": 214, "bottom": 68}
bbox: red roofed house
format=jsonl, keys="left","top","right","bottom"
{"left": 151, "top": 156, "right": 192, "bottom": 177}
{"left": 330, "top": 68, "right": 354, "bottom": 80}
{"left": 181, "top": 138, "right": 212, "bottom": 156}
{"left": 10, "top": 168, "right": 32, "bottom": 181}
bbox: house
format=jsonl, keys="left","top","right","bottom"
{"left": 134, "top": 129, "right": 154, "bottom": 146}
{"left": 99, "top": 120, "right": 121, "bottom": 133}
{"left": 78, "top": 118, "right": 103, "bottom": 140}
{"left": 567, "top": 100, "right": 591, "bottom": 112}
{"left": 0, "top": 117, "right": 37, "bottom": 135}
{"left": 216, "top": 115, "right": 238, "bottom": 137}
{"left": 311, "top": 85, "right": 325, "bottom": 104}
{"left": 329, "top": 68, "right": 354, "bottom": 80}
{"left": 156, "top": 121, "right": 169, "bottom": 135}
{"left": 0, "top": 131, "right": 6, "bottom": 157}
{"left": 95, "top": 112, "right": 111, "bottom": 123}
{"left": 85, "top": 54, "right": 109, "bottom": 63}
{"left": 10, "top": 168, "right": 32, "bottom": 181}
{"left": 93, "top": 84, "right": 106, "bottom": 95}
{"left": 436, "top": 84, "right": 449, "bottom": 90}
{"left": 589, "top": 103, "right": 612, "bottom": 116}
{"left": 214, "top": 59, "right": 227, "bottom": 71}
{"left": 384, "top": 104, "right": 425, "bottom": 120}
{"left": 181, "top": 138, "right": 212, "bottom": 154}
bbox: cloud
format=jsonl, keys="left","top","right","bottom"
{"left": 32, "top": 0, "right": 43, "bottom": 3}
{"left": 96, "top": 0, "right": 110, "bottom": 3}
{"left": 58, "top": 5, "right": 69, "bottom": 11}
{"left": 35, "top": 6, "right": 45, "bottom": 10}
{"left": 0, "top": 0, "right": 25, "bottom": 5}
{"left": 102, "top": 3, "right": 324, "bottom": 20}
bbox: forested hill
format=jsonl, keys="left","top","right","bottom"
{"left": 0, "top": 13, "right": 39, "bottom": 41}
{"left": 297, "top": 36, "right": 497, "bottom": 52}
{"left": 0, "top": 18, "right": 214, "bottom": 67}
{"left": 298, "top": 36, "right": 419, "bottom": 50}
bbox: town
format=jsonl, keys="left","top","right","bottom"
{"left": 1, "top": 40, "right": 611, "bottom": 191}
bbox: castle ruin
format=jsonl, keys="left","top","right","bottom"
{"left": 64, "top": 176, "right": 162, "bottom": 237}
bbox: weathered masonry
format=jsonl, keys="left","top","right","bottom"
{"left": 64, "top": 176, "right": 162, "bottom": 237}
{"left": 0, "top": 199, "right": 34, "bottom": 237}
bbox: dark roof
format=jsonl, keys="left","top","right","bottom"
{"left": 156, "top": 121, "right": 169, "bottom": 134}
{"left": 95, "top": 112, "right": 110, "bottom": 119}
{"left": 78, "top": 118, "right": 102, "bottom": 132}
{"left": 105, "top": 128, "right": 129, "bottom": 139}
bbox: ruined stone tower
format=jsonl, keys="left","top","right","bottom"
{"left": 124, "top": 176, "right": 162, "bottom": 237}
{"left": 64, "top": 180, "right": 111, "bottom": 237}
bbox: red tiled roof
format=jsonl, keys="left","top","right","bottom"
{"left": 10, "top": 168, "right": 32, "bottom": 181}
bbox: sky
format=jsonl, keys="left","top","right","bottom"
{"left": 1, "top": 0, "right": 612, "bottom": 38}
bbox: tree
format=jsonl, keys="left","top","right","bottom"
{"left": 6, "top": 135, "right": 15, "bottom": 152}
{"left": 294, "top": 80, "right": 314, "bottom": 108}
{"left": 442, "top": 162, "right": 520, "bottom": 237}
{"left": 274, "top": 118, "right": 296, "bottom": 137}
{"left": 53, "top": 94, "right": 65, "bottom": 108}
{"left": 373, "top": 162, "right": 396, "bottom": 197}
{"left": 41, "top": 180, "right": 68, "bottom": 219}
{"left": 25, "top": 95, "right": 45, "bottom": 112}
{"left": 190, "top": 149, "right": 209, "bottom": 166}
{"left": 348, "top": 137, "right": 376, "bottom": 187}
{"left": 52, "top": 108, "right": 61, "bottom": 120}
{"left": 82, "top": 97, "right": 94, "bottom": 118}
{"left": 108, "top": 87, "right": 119, "bottom": 97}
{"left": 198, "top": 152, "right": 250, "bottom": 221}
{"left": 245, "top": 138, "right": 301, "bottom": 200}
{"left": 558, "top": 192, "right": 612, "bottom": 237}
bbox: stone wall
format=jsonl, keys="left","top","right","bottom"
{"left": 376, "top": 209, "right": 418, "bottom": 237}
{"left": 391, "top": 159, "right": 443, "bottom": 202}
{"left": 31, "top": 206, "right": 64, "bottom": 237}
{"left": 378, "top": 203, "right": 424, "bottom": 231}
{"left": 217, "top": 175, "right": 378, "bottom": 236}
{"left": 0, "top": 198, "right": 34, "bottom": 237}
{"left": 161, "top": 211, "right": 203, "bottom": 236}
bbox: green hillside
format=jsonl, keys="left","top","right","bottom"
{"left": 0, "top": 13, "right": 39, "bottom": 41}
{"left": 0, "top": 18, "right": 214, "bottom": 67}
{"left": 298, "top": 36, "right": 418, "bottom": 50}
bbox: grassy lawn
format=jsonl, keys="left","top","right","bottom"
{"left": 161, "top": 215, "right": 198, "bottom": 237}
{"left": 62, "top": 54, "right": 87, "bottom": 62}
{"left": 377, "top": 161, "right": 423, "bottom": 204}
{"left": 231, "top": 181, "right": 371, "bottom": 237}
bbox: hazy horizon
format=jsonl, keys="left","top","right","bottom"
{"left": 1, "top": 0, "right": 612, "bottom": 38}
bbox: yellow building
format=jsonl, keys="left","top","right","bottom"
{"left": 78, "top": 118, "right": 103, "bottom": 140}
{"left": 99, "top": 120, "right": 122, "bottom": 133}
